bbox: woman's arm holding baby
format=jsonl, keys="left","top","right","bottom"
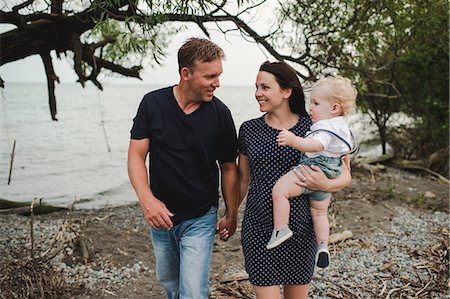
{"left": 296, "top": 155, "right": 351, "bottom": 192}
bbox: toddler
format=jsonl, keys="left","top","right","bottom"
{"left": 266, "top": 76, "right": 357, "bottom": 269}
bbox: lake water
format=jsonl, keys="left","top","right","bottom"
{"left": 0, "top": 82, "right": 381, "bottom": 209}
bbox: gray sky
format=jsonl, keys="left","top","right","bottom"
{"left": 0, "top": 2, "right": 277, "bottom": 87}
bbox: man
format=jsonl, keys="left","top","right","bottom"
{"left": 127, "top": 37, "right": 239, "bottom": 299}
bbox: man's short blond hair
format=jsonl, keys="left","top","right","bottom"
{"left": 315, "top": 76, "right": 357, "bottom": 115}
{"left": 177, "top": 37, "right": 225, "bottom": 73}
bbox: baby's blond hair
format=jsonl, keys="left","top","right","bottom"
{"left": 314, "top": 76, "right": 357, "bottom": 115}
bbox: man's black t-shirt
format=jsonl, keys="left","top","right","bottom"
{"left": 130, "top": 86, "right": 238, "bottom": 224}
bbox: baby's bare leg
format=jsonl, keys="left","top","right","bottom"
{"left": 310, "top": 197, "right": 331, "bottom": 244}
{"left": 272, "top": 169, "right": 304, "bottom": 230}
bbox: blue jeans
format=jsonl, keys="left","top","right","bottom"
{"left": 150, "top": 206, "right": 217, "bottom": 299}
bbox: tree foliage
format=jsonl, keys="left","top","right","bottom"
{"left": 394, "top": 1, "right": 449, "bottom": 156}
{"left": 272, "top": 0, "right": 449, "bottom": 157}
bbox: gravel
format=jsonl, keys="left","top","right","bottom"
{"left": 1, "top": 205, "right": 448, "bottom": 298}
{"left": 309, "top": 207, "right": 448, "bottom": 299}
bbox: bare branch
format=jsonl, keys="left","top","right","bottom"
{"left": 12, "top": 0, "right": 35, "bottom": 13}
{"left": 196, "top": 20, "right": 210, "bottom": 37}
{"left": 40, "top": 51, "right": 59, "bottom": 121}
{"left": 1, "top": 8, "right": 27, "bottom": 28}
{"left": 71, "top": 34, "right": 87, "bottom": 87}
{"left": 236, "top": 0, "right": 266, "bottom": 16}
{"left": 87, "top": 73, "right": 103, "bottom": 90}
{"left": 367, "top": 79, "right": 401, "bottom": 96}
{"left": 364, "top": 93, "right": 400, "bottom": 99}
{"left": 50, "top": 0, "right": 63, "bottom": 15}
{"left": 91, "top": 37, "right": 116, "bottom": 50}
{"left": 84, "top": 54, "right": 142, "bottom": 79}
{"left": 209, "top": 0, "right": 227, "bottom": 15}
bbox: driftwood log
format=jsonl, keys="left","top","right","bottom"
{"left": 78, "top": 237, "right": 89, "bottom": 264}
{"left": 352, "top": 146, "right": 449, "bottom": 184}
{"left": 390, "top": 158, "right": 449, "bottom": 184}
{"left": 0, "top": 199, "right": 67, "bottom": 215}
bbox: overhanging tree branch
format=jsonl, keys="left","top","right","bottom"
{"left": 0, "top": 0, "right": 315, "bottom": 120}
{"left": 40, "top": 51, "right": 59, "bottom": 121}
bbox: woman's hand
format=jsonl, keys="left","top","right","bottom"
{"left": 294, "top": 165, "right": 328, "bottom": 190}
{"left": 294, "top": 157, "right": 352, "bottom": 192}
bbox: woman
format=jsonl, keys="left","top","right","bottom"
{"left": 238, "top": 61, "right": 351, "bottom": 299}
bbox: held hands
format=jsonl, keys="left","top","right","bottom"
{"left": 140, "top": 197, "right": 174, "bottom": 230}
{"left": 277, "top": 128, "right": 296, "bottom": 147}
{"left": 216, "top": 214, "right": 237, "bottom": 241}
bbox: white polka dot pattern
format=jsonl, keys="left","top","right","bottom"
{"left": 238, "top": 115, "right": 317, "bottom": 286}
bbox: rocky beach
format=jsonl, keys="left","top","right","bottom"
{"left": 1, "top": 166, "right": 448, "bottom": 299}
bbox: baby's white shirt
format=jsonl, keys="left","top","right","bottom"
{"left": 305, "top": 117, "right": 353, "bottom": 158}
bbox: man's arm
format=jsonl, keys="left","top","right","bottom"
{"left": 237, "top": 154, "right": 250, "bottom": 207}
{"left": 127, "top": 139, "right": 173, "bottom": 229}
{"left": 296, "top": 155, "right": 352, "bottom": 192}
{"left": 216, "top": 161, "right": 239, "bottom": 241}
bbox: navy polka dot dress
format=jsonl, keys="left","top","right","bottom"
{"left": 238, "top": 115, "right": 316, "bottom": 286}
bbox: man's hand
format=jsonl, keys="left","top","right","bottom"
{"left": 277, "top": 128, "right": 296, "bottom": 147}
{"left": 216, "top": 214, "right": 237, "bottom": 241}
{"left": 128, "top": 138, "right": 174, "bottom": 229}
{"left": 139, "top": 197, "right": 174, "bottom": 230}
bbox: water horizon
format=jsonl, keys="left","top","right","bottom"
{"left": 1, "top": 82, "right": 384, "bottom": 209}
